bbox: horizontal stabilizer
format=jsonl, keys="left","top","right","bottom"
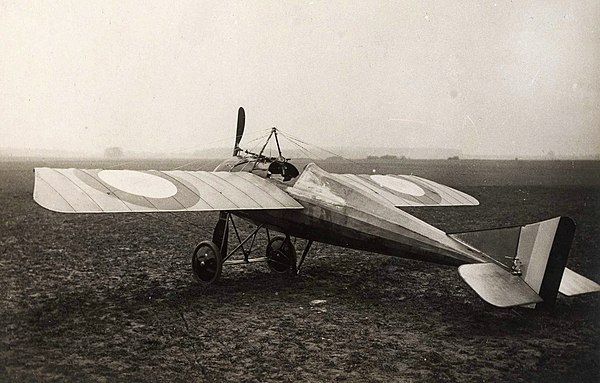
{"left": 458, "top": 263, "right": 543, "bottom": 307}
{"left": 559, "top": 268, "right": 600, "bottom": 297}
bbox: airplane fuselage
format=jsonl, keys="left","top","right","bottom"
{"left": 217, "top": 157, "right": 488, "bottom": 266}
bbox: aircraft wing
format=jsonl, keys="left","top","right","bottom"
{"left": 336, "top": 173, "right": 479, "bottom": 207}
{"left": 33, "top": 168, "right": 304, "bottom": 213}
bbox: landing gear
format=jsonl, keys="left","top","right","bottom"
{"left": 191, "top": 240, "right": 222, "bottom": 284}
{"left": 191, "top": 212, "right": 314, "bottom": 284}
{"left": 266, "top": 236, "right": 297, "bottom": 274}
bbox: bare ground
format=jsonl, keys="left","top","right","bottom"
{"left": 1, "top": 159, "right": 599, "bottom": 382}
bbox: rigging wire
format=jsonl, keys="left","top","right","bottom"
{"left": 173, "top": 130, "right": 272, "bottom": 171}
{"left": 240, "top": 131, "right": 273, "bottom": 151}
{"left": 244, "top": 132, "right": 272, "bottom": 155}
{"left": 278, "top": 133, "right": 320, "bottom": 160}
{"left": 105, "top": 128, "right": 272, "bottom": 170}
{"left": 171, "top": 134, "right": 266, "bottom": 172}
{"left": 104, "top": 135, "right": 232, "bottom": 170}
{"left": 278, "top": 130, "right": 366, "bottom": 167}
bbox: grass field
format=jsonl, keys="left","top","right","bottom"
{"left": 1, "top": 158, "right": 599, "bottom": 382}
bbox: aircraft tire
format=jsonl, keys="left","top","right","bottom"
{"left": 192, "top": 240, "right": 222, "bottom": 284}
{"left": 266, "top": 236, "right": 297, "bottom": 274}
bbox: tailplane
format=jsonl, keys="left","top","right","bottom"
{"left": 452, "top": 217, "right": 599, "bottom": 309}
{"left": 559, "top": 267, "right": 600, "bottom": 297}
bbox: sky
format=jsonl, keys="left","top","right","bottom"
{"left": 1, "top": 1, "right": 599, "bottom": 158}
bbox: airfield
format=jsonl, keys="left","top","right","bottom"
{"left": 1, "top": 158, "right": 599, "bottom": 382}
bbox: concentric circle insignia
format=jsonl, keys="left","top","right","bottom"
{"left": 98, "top": 170, "right": 178, "bottom": 199}
{"left": 370, "top": 175, "right": 425, "bottom": 196}
{"left": 74, "top": 169, "right": 201, "bottom": 210}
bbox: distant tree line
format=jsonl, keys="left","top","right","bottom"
{"left": 365, "top": 155, "right": 407, "bottom": 160}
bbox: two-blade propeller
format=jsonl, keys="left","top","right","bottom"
{"left": 233, "top": 107, "right": 245, "bottom": 156}
{"left": 232, "top": 107, "right": 285, "bottom": 161}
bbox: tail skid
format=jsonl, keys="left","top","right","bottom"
{"left": 453, "top": 217, "right": 599, "bottom": 308}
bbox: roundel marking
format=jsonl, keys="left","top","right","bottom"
{"left": 98, "top": 170, "right": 178, "bottom": 199}
{"left": 75, "top": 169, "right": 202, "bottom": 210}
{"left": 370, "top": 175, "right": 425, "bottom": 197}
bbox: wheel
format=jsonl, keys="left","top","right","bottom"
{"left": 266, "top": 236, "right": 297, "bottom": 274}
{"left": 192, "top": 240, "right": 222, "bottom": 284}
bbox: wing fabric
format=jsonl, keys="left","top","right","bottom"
{"left": 337, "top": 173, "right": 479, "bottom": 207}
{"left": 34, "top": 168, "right": 303, "bottom": 213}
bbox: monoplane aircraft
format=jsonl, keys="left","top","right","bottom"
{"left": 33, "top": 108, "right": 600, "bottom": 309}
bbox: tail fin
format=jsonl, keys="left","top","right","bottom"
{"left": 453, "top": 217, "right": 594, "bottom": 309}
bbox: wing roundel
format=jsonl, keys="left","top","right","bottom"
{"left": 338, "top": 173, "right": 479, "bottom": 207}
{"left": 33, "top": 168, "right": 303, "bottom": 213}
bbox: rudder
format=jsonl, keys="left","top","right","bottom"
{"left": 454, "top": 217, "right": 577, "bottom": 309}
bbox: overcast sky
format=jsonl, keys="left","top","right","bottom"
{"left": 1, "top": 1, "right": 599, "bottom": 157}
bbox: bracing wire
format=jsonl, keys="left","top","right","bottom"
{"left": 278, "top": 133, "right": 321, "bottom": 160}
{"left": 239, "top": 131, "right": 273, "bottom": 151}
{"left": 105, "top": 128, "right": 273, "bottom": 170}
{"left": 244, "top": 132, "right": 273, "bottom": 155}
{"left": 278, "top": 129, "right": 366, "bottom": 168}
{"left": 104, "top": 135, "right": 232, "bottom": 170}
{"left": 281, "top": 131, "right": 345, "bottom": 159}
{"left": 169, "top": 130, "right": 272, "bottom": 171}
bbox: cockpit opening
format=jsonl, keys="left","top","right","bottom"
{"left": 268, "top": 161, "right": 299, "bottom": 182}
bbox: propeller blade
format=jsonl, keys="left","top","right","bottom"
{"left": 234, "top": 107, "right": 245, "bottom": 155}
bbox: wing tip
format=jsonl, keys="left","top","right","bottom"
{"left": 33, "top": 194, "right": 75, "bottom": 213}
